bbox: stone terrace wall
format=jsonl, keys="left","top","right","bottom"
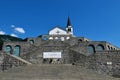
{"left": 0, "top": 52, "right": 4, "bottom": 71}
{"left": 3, "top": 42, "right": 32, "bottom": 56}
{"left": 0, "top": 52, "right": 30, "bottom": 72}
{"left": 93, "top": 51, "right": 120, "bottom": 77}
{"left": 70, "top": 50, "right": 120, "bottom": 77}
{"left": 21, "top": 40, "right": 69, "bottom": 64}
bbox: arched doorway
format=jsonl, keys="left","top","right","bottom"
{"left": 29, "top": 40, "right": 34, "bottom": 44}
{"left": 97, "top": 44, "right": 104, "bottom": 51}
{"left": 5, "top": 45, "right": 12, "bottom": 54}
{"left": 87, "top": 45, "right": 95, "bottom": 55}
{"left": 13, "top": 45, "right": 20, "bottom": 56}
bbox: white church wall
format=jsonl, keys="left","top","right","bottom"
{"left": 49, "top": 27, "right": 67, "bottom": 35}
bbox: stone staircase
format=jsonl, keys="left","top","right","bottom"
{"left": 0, "top": 64, "right": 118, "bottom": 80}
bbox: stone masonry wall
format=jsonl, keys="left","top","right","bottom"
{"left": 3, "top": 41, "right": 32, "bottom": 56}
{"left": 94, "top": 51, "right": 120, "bottom": 76}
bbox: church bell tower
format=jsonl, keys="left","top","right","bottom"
{"left": 66, "top": 16, "right": 73, "bottom": 35}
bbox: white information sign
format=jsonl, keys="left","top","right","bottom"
{"left": 43, "top": 52, "right": 62, "bottom": 58}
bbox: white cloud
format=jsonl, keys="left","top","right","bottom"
{"left": 15, "top": 27, "right": 25, "bottom": 34}
{"left": 0, "top": 31, "right": 6, "bottom": 35}
{"left": 10, "top": 33, "right": 18, "bottom": 37}
{"left": 11, "top": 25, "right": 26, "bottom": 34}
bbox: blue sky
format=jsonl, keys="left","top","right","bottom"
{"left": 0, "top": 0, "right": 120, "bottom": 47}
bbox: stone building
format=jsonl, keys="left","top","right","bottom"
{"left": 0, "top": 17, "right": 120, "bottom": 77}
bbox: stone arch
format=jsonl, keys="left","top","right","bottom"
{"left": 78, "top": 39, "right": 82, "bottom": 42}
{"left": 42, "top": 35, "right": 49, "bottom": 40}
{"left": 113, "top": 48, "right": 116, "bottom": 50}
{"left": 96, "top": 44, "right": 104, "bottom": 51}
{"left": 108, "top": 45, "right": 110, "bottom": 50}
{"left": 111, "top": 47, "right": 113, "bottom": 50}
{"left": 87, "top": 45, "right": 95, "bottom": 55}
{"left": 13, "top": 45, "right": 21, "bottom": 56}
{"left": 29, "top": 40, "right": 34, "bottom": 44}
{"left": 5, "top": 45, "right": 12, "bottom": 54}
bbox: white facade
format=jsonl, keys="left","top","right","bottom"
{"left": 49, "top": 27, "right": 67, "bottom": 35}
{"left": 49, "top": 17, "right": 73, "bottom": 36}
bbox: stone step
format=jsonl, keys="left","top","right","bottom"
{"left": 0, "top": 64, "right": 118, "bottom": 80}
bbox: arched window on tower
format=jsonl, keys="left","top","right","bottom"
{"left": 13, "top": 45, "right": 21, "bottom": 56}
{"left": 68, "top": 28, "right": 71, "bottom": 32}
{"left": 5, "top": 45, "right": 12, "bottom": 54}
{"left": 96, "top": 44, "right": 104, "bottom": 51}
{"left": 87, "top": 45, "right": 95, "bottom": 55}
{"left": 29, "top": 40, "right": 34, "bottom": 45}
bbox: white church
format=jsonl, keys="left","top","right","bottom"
{"left": 49, "top": 17, "right": 73, "bottom": 36}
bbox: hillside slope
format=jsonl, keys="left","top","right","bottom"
{"left": 0, "top": 35, "right": 23, "bottom": 50}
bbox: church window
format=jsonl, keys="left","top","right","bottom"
{"left": 96, "top": 44, "right": 104, "bottom": 51}
{"left": 87, "top": 45, "right": 95, "bottom": 55}
{"left": 5, "top": 45, "right": 12, "bottom": 54}
{"left": 29, "top": 40, "right": 34, "bottom": 44}
{"left": 13, "top": 45, "right": 20, "bottom": 56}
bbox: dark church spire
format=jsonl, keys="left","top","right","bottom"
{"left": 67, "top": 16, "right": 72, "bottom": 26}
{"left": 66, "top": 16, "right": 73, "bottom": 35}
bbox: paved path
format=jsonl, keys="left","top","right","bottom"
{"left": 0, "top": 64, "right": 119, "bottom": 80}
